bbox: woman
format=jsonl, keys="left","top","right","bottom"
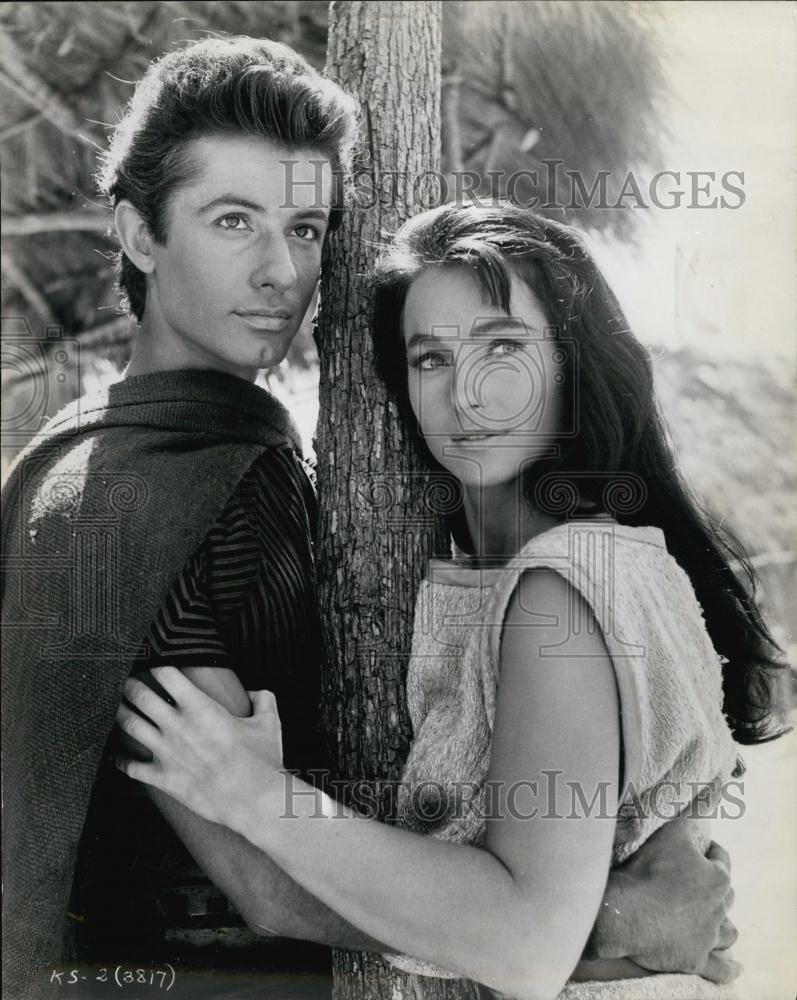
{"left": 116, "top": 203, "right": 784, "bottom": 999}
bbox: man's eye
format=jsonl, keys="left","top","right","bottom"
{"left": 487, "top": 339, "right": 523, "bottom": 356}
{"left": 415, "top": 350, "right": 452, "bottom": 371}
{"left": 292, "top": 223, "right": 321, "bottom": 241}
{"left": 217, "top": 214, "right": 251, "bottom": 231}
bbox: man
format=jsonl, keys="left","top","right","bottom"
{"left": 2, "top": 35, "right": 738, "bottom": 1000}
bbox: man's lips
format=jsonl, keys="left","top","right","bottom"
{"left": 234, "top": 309, "right": 293, "bottom": 332}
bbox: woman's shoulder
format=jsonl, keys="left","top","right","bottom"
{"left": 484, "top": 517, "right": 717, "bottom": 691}
{"left": 496, "top": 518, "right": 737, "bottom": 823}
{"left": 516, "top": 517, "right": 667, "bottom": 558}
{"left": 495, "top": 517, "right": 670, "bottom": 598}
{"left": 420, "top": 519, "right": 674, "bottom": 622}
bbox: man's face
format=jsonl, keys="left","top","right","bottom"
{"left": 144, "top": 134, "right": 332, "bottom": 380}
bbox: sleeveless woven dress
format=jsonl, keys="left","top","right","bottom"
{"left": 385, "top": 519, "right": 741, "bottom": 999}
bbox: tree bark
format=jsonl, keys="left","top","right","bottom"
{"left": 316, "top": 3, "right": 485, "bottom": 998}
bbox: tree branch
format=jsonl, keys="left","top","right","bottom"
{"left": 1, "top": 250, "right": 58, "bottom": 328}
{"left": 77, "top": 315, "right": 137, "bottom": 349}
{"left": 0, "top": 112, "right": 44, "bottom": 143}
{"left": 0, "top": 27, "right": 104, "bottom": 147}
{"left": 2, "top": 211, "right": 110, "bottom": 236}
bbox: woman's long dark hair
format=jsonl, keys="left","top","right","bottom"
{"left": 372, "top": 201, "right": 785, "bottom": 745}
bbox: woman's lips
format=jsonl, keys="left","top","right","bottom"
{"left": 449, "top": 431, "right": 507, "bottom": 443}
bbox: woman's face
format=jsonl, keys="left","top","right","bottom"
{"left": 402, "top": 266, "right": 567, "bottom": 490}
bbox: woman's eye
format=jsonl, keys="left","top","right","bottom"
{"left": 292, "top": 223, "right": 321, "bottom": 241}
{"left": 488, "top": 339, "right": 523, "bottom": 356}
{"left": 415, "top": 350, "right": 452, "bottom": 371}
{"left": 217, "top": 214, "right": 251, "bottom": 232}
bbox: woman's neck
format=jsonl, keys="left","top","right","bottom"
{"left": 461, "top": 480, "right": 560, "bottom": 561}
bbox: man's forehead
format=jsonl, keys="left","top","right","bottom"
{"left": 177, "top": 134, "right": 333, "bottom": 213}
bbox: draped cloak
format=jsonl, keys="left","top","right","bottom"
{"left": 1, "top": 369, "right": 304, "bottom": 999}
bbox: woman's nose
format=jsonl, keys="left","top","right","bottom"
{"left": 449, "top": 385, "right": 492, "bottom": 438}
{"left": 451, "top": 350, "right": 487, "bottom": 419}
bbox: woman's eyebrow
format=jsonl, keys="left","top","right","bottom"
{"left": 289, "top": 208, "right": 330, "bottom": 222}
{"left": 405, "top": 331, "right": 460, "bottom": 350}
{"left": 470, "top": 317, "right": 533, "bottom": 336}
{"left": 405, "top": 318, "right": 535, "bottom": 350}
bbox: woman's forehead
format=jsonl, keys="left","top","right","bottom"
{"left": 402, "top": 267, "right": 550, "bottom": 341}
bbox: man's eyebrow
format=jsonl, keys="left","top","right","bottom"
{"left": 290, "top": 208, "right": 331, "bottom": 223}
{"left": 197, "top": 195, "right": 266, "bottom": 214}
{"left": 196, "top": 197, "right": 330, "bottom": 222}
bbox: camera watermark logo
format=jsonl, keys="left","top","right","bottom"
{"left": 1, "top": 317, "right": 79, "bottom": 444}
{"left": 412, "top": 319, "right": 579, "bottom": 446}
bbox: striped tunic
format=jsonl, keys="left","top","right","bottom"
{"left": 134, "top": 445, "right": 323, "bottom": 772}
{"left": 71, "top": 446, "right": 327, "bottom": 966}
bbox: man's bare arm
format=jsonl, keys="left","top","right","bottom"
{"left": 578, "top": 816, "right": 739, "bottom": 984}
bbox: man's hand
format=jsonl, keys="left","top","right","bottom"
{"left": 588, "top": 819, "right": 740, "bottom": 985}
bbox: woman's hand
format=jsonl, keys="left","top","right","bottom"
{"left": 115, "top": 666, "right": 284, "bottom": 829}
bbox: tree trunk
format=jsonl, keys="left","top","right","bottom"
{"left": 316, "top": 3, "right": 486, "bottom": 998}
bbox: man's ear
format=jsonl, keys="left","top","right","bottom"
{"left": 114, "top": 200, "right": 156, "bottom": 274}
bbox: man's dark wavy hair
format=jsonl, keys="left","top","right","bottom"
{"left": 97, "top": 36, "right": 359, "bottom": 321}
{"left": 372, "top": 200, "right": 787, "bottom": 745}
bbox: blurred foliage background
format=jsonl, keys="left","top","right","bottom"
{"left": 0, "top": 0, "right": 666, "bottom": 369}
{"left": 0, "top": 0, "right": 793, "bottom": 664}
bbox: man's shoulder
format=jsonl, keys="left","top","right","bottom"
{"left": 215, "top": 445, "right": 317, "bottom": 541}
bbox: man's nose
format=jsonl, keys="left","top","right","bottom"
{"left": 250, "top": 233, "right": 298, "bottom": 292}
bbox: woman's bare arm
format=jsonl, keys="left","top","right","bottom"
{"left": 117, "top": 661, "right": 737, "bottom": 981}
{"left": 148, "top": 788, "right": 386, "bottom": 949}
{"left": 119, "top": 572, "right": 622, "bottom": 1000}
{"left": 119, "top": 665, "right": 384, "bottom": 949}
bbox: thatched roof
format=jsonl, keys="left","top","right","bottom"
{"left": 440, "top": 1, "right": 666, "bottom": 223}
{"left": 1, "top": 1, "right": 665, "bottom": 348}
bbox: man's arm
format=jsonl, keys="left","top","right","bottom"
{"left": 579, "top": 815, "right": 739, "bottom": 984}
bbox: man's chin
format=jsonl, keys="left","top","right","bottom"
{"left": 257, "top": 347, "right": 291, "bottom": 372}
{"left": 252, "top": 331, "right": 296, "bottom": 371}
